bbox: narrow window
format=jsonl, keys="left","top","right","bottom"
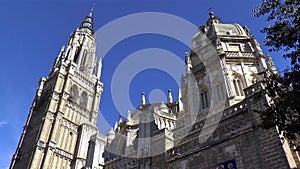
{"left": 233, "top": 76, "right": 244, "bottom": 96}
{"left": 70, "top": 85, "right": 79, "bottom": 101}
{"left": 80, "top": 91, "right": 88, "bottom": 108}
{"left": 201, "top": 90, "right": 209, "bottom": 109}
{"left": 80, "top": 50, "right": 87, "bottom": 67}
{"left": 73, "top": 47, "right": 80, "bottom": 63}
{"left": 237, "top": 79, "right": 244, "bottom": 96}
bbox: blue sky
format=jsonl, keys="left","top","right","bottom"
{"left": 0, "top": 0, "right": 290, "bottom": 168}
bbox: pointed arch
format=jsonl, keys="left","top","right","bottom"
{"left": 80, "top": 91, "right": 88, "bottom": 108}
{"left": 70, "top": 84, "right": 79, "bottom": 102}
{"left": 199, "top": 85, "right": 209, "bottom": 110}
{"left": 80, "top": 49, "right": 88, "bottom": 67}
{"left": 73, "top": 46, "right": 81, "bottom": 63}
{"left": 232, "top": 73, "right": 245, "bottom": 96}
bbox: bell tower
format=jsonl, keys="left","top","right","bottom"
{"left": 10, "top": 8, "right": 104, "bottom": 169}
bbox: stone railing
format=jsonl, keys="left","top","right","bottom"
{"left": 175, "top": 99, "right": 248, "bottom": 140}
{"left": 74, "top": 71, "right": 94, "bottom": 88}
{"left": 225, "top": 51, "right": 254, "bottom": 58}
{"left": 105, "top": 156, "right": 138, "bottom": 169}
{"left": 243, "top": 81, "right": 264, "bottom": 97}
{"left": 168, "top": 98, "right": 254, "bottom": 161}
{"left": 221, "top": 100, "right": 248, "bottom": 121}
{"left": 155, "top": 110, "right": 176, "bottom": 119}
{"left": 54, "top": 148, "right": 73, "bottom": 159}
{"left": 167, "top": 119, "right": 253, "bottom": 162}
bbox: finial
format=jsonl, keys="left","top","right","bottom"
{"left": 185, "top": 50, "right": 189, "bottom": 56}
{"left": 126, "top": 110, "right": 131, "bottom": 121}
{"left": 118, "top": 115, "right": 123, "bottom": 124}
{"left": 113, "top": 121, "right": 118, "bottom": 130}
{"left": 178, "top": 88, "right": 182, "bottom": 98}
{"left": 168, "top": 89, "right": 173, "bottom": 103}
{"left": 209, "top": 11, "right": 214, "bottom": 17}
{"left": 206, "top": 11, "right": 221, "bottom": 26}
{"left": 96, "top": 57, "right": 102, "bottom": 78}
{"left": 141, "top": 92, "right": 146, "bottom": 105}
{"left": 185, "top": 50, "right": 192, "bottom": 74}
{"left": 178, "top": 88, "right": 184, "bottom": 111}
{"left": 60, "top": 45, "right": 65, "bottom": 52}
{"left": 89, "top": 4, "right": 95, "bottom": 17}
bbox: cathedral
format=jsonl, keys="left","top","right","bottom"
{"left": 10, "top": 9, "right": 300, "bottom": 169}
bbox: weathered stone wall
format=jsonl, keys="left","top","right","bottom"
{"left": 103, "top": 83, "right": 298, "bottom": 169}
{"left": 165, "top": 84, "right": 292, "bottom": 169}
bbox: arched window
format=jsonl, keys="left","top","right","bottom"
{"left": 199, "top": 86, "right": 209, "bottom": 110}
{"left": 65, "top": 48, "right": 71, "bottom": 59}
{"left": 80, "top": 49, "right": 87, "bottom": 67}
{"left": 73, "top": 47, "right": 80, "bottom": 63}
{"left": 233, "top": 75, "right": 244, "bottom": 96}
{"left": 70, "top": 85, "right": 79, "bottom": 101}
{"left": 201, "top": 90, "right": 209, "bottom": 109}
{"left": 80, "top": 91, "right": 88, "bottom": 108}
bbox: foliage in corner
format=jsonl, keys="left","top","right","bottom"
{"left": 253, "top": 0, "right": 300, "bottom": 150}
{"left": 259, "top": 69, "right": 300, "bottom": 150}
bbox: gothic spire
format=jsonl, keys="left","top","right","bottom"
{"left": 79, "top": 7, "right": 94, "bottom": 35}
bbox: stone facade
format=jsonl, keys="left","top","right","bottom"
{"left": 10, "top": 10, "right": 300, "bottom": 169}
{"left": 103, "top": 12, "right": 300, "bottom": 169}
{"left": 10, "top": 9, "right": 106, "bottom": 169}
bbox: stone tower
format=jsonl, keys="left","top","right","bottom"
{"left": 176, "top": 11, "right": 272, "bottom": 146}
{"left": 10, "top": 9, "right": 104, "bottom": 169}
{"left": 182, "top": 11, "right": 268, "bottom": 116}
